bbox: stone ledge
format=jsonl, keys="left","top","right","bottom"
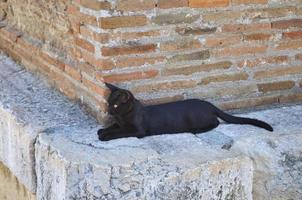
{"left": 0, "top": 53, "right": 253, "bottom": 199}
{"left": 0, "top": 53, "right": 302, "bottom": 199}
{"left": 0, "top": 53, "right": 98, "bottom": 193}
{"left": 35, "top": 132, "right": 253, "bottom": 199}
{"left": 198, "top": 105, "right": 302, "bottom": 199}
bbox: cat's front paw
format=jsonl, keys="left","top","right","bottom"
{"left": 98, "top": 129, "right": 113, "bottom": 141}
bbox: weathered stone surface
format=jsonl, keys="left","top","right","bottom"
{"left": 36, "top": 132, "right": 253, "bottom": 200}
{"left": 0, "top": 53, "right": 98, "bottom": 193}
{"left": 198, "top": 105, "right": 302, "bottom": 200}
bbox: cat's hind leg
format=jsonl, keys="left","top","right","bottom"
{"left": 98, "top": 125, "right": 145, "bottom": 141}
{"left": 191, "top": 119, "right": 219, "bottom": 134}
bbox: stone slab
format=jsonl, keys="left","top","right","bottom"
{"left": 0, "top": 54, "right": 98, "bottom": 193}
{"left": 35, "top": 131, "right": 253, "bottom": 200}
{"left": 198, "top": 104, "right": 302, "bottom": 200}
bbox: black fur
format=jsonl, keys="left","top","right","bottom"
{"left": 98, "top": 83, "right": 273, "bottom": 141}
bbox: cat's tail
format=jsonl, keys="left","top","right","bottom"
{"left": 215, "top": 108, "right": 273, "bottom": 132}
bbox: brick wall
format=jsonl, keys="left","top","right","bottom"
{"left": 0, "top": 0, "right": 301, "bottom": 121}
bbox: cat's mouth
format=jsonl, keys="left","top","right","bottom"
{"left": 108, "top": 107, "right": 118, "bottom": 115}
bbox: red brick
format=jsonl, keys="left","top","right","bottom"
{"left": 238, "top": 56, "right": 288, "bottom": 68}
{"left": 80, "top": 50, "right": 96, "bottom": 65}
{"left": 296, "top": 54, "right": 302, "bottom": 61}
{"left": 272, "top": 19, "right": 302, "bottom": 29}
{"left": 133, "top": 80, "right": 197, "bottom": 93}
{"left": 260, "top": 7, "right": 296, "bottom": 18}
{"left": 219, "top": 95, "right": 279, "bottom": 110}
{"left": 82, "top": 76, "right": 108, "bottom": 97}
{"left": 69, "top": 19, "right": 81, "bottom": 34}
{"left": 176, "top": 27, "right": 217, "bottom": 35}
{"left": 152, "top": 13, "right": 199, "bottom": 25}
{"left": 80, "top": 49, "right": 115, "bottom": 70}
{"left": 283, "top": 31, "right": 302, "bottom": 40}
{"left": 17, "top": 36, "right": 42, "bottom": 53}
{"left": 141, "top": 95, "right": 184, "bottom": 105}
{"left": 101, "top": 44, "right": 156, "bottom": 56}
{"left": 79, "top": 62, "right": 95, "bottom": 77}
{"left": 40, "top": 51, "right": 65, "bottom": 71}
{"left": 1, "top": 27, "right": 22, "bottom": 43}
{"left": 117, "top": 0, "right": 155, "bottom": 11}
{"left": 73, "top": 11, "right": 98, "bottom": 27}
{"left": 275, "top": 40, "right": 302, "bottom": 50}
{"left": 80, "top": 26, "right": 109, "bottom": 44}
{"left": 254, "top": 66, "right": 302, "bottom": 79}
{"left": 115, "top": 30, "right": 161, "bottom": 40}
{"left": 103, "top": 70, "right": 159, "bottom": 83}
{"left": 222, "top": 23, "right": 271, "bottom": 32}
{"left": 297, "top": 7, "right": 302, "bottom": 15}
{"left": 0, "top": 37, "right": 21, "bottom": 63}
{"left": 158, "top": 0, "right": 188, "bottom": 8}
{"left": 75, "top": 37, "right": 95, "bottom": 53}
{"left": 168, "top": 50, "right": 210, "bottom": 63}
{"left": 95, "top": 59, "right": 115, "bottom": 70}
{"left": 50, "top": 69, "right": 77, "bottom": 100}
{"left": 163, "top": 61, "right": 232, "bottom": 76}
{"left": 257, "top": 81, "right": 295, "bottom": 93}
{"left": 203, "top": 10, "right": 242, "bottom": 23}
{"left": 65, "top": 64, "right": 82, "bottom": 81}
{"left": 196, "top": 84, "right": 258, "bottom": 99}
{"left": 200, "top": 72, "right": 249, "bottom": 85}
{"left": 232, "top": 0, "right": 267, "bottom": 5}
{"left": 189, "top": 0, "right": 230, "bottom": 8}
{"left": 205, "top": 34, "right": 242, "bottom": 47}
{"left": 160, "top": 39, "right": 201, "bottom": 52}
{"left": 115, "top": 56, "right": 165, "bottom": 68}
{"left": 79, "top": 0, "right": 111, "bottom": 10}
{"left": 31, "top": 57, "right": 52, "bottom": 76}
{"left": 100, "top": 15, "right": 147, "bottom": 29}
{"left": 66, "top": 4, "right": 79, "bottom": 15}
{"left": 14, "top": 45, "right": 32, "bottom": 63}
{"left": 279, "top": 92, "right": 302, "bottom": 104}
{"left": 14, "top": 39, "right": 36, "bottom": 60}
{"left": 68, "top": 47, "right": 82, "bottom": 61}
{"left": 214, "top": 45, "right": 267, "bottom": 57}
{"left": 244, "top": 33, "right": 271, "bottom": 41}
{"left": 40, "top": 51, "right": 56, "bottom": 66}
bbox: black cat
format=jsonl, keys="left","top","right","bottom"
{"left": 98, "top": 83, "right": 273, "bottom": 141}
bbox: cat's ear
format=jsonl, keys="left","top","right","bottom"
{"left": 105, "top": 82, "right": 119, "bottom": 92}
{"left": 121, "top": 91, "right": 132, "bottom": 103}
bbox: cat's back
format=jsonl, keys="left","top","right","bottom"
{"left": 142, "top": 99, "right": 216, "bottom": 134}
{"left": 145, "top": 99, "right": 213, "bottom": 112}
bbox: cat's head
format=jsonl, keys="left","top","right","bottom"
{"left": 105, "top": 83, "right": 135, "bottom": 115}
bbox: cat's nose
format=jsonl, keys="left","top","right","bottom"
{"left": 108, "top": 108, "right": 116, "bottom": 115}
